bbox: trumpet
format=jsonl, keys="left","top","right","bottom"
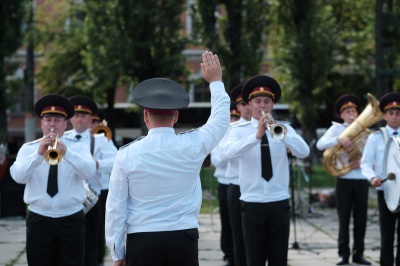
{"left": 44, "top": 128, "right": 62, "bottom": 165}
{"left": 92, "top": 120, "right": 112, "bottom": 140}
{"left": 261, "top": 111, "right": 287, "bottom": 140}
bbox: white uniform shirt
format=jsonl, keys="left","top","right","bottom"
{"left": 65, "top": 129, "right": 117, "bottom": 194}
{"left": 223, "top": 117, "right": 309, "bottom": 203}
{"left": 361, "top": 125, "right": 397, "bottom": 191}
{"left": 10, "top": 135, "right": 96, "bottom": 217}
{"left": 211, "top": 127, "right": 231, "bottom": 185}
{"left": 225, "top": 117, "right": 249, "bottom": 186}
{"left": 316, "top": 122, "right": 367, "bottom": 180}
{"left": 105, "top": 81, "right": 230, "bottom": 261}
{"left": 100, "top": 139, "right": 118, "bottom": 190}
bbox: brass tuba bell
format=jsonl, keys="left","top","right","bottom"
{"left": 322, "top": 93, "right": 383, "bottom": 176}
{"left": 92, "top": 120, "right": 112, "bottom": 140}
{"left": 44, "top": 128, "right": 62, "bottom": 165}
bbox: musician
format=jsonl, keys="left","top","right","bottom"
{"left": 361, "top": 92, "right": 400, "bottom": 266}
{"left": 105, "top": 51, "right": 230, "bottom": 266}
{"left": 90, "top": 109, "right": 117, "bottom": 266}
{"left": 225, "top": 83, "right": 251, "bottom": 266}
{"left": 316, "top": 94, "right": 371, "bottom": 266}
{"left": 67, "top": 95, "right": 117, "bottom": 266}
{"left": 210, "top": 102, "right": 240, "bottom": 266}
{"left": 10, "top": 94, "right": 96, "bottom": 266}
{"left": 223, "top": 75, "right": 310, "bottom": 266}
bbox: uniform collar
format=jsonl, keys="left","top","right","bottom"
{"left": 148, "top": 127, "right": 175, "bottom": 135}
{"left": 386, "top": 125, "right": 399, "bottom": 136}
{"left": 72, "top": 128, "right": 90, "bottom": 140}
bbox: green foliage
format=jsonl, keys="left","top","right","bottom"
{"left": 192, "top": 0, "right": 271, "bottom": 91}
{"left": 0, "top": 0, "right": 29, "bottom": 142}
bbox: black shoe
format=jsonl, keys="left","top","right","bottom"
{"left": 336, "top": 257, "right": 349, "bottom": 265}
{"left": 353, "top": 257, "right": 371, "bottom": 265}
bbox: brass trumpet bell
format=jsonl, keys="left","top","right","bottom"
{"left": 92, "top": 120, "right": 112, "bottom": 140}
{"left": 261, "top": 111, "right": 287, "bottom": 140}
{"left": 44, "top": 134, "right": 62, "bottom": 165}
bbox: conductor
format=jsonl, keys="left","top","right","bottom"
{"left": 105, "top": 51, "right": 230, "bottom": 266}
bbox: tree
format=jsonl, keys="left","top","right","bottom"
{"left": 192, "top": 0, "right": 271, "bottom": 91}
{"left": 35, "top": 0, "right": 189, "bottom": 137}
{"left": 0, "top": 0, "right": 28, "bottom": 143}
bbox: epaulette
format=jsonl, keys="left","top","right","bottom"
{"left": 229, "top": 121, "right": 241, "bottom": 126}
{"left": 26, "top": 138, "right": 43, "bottom": 145}
{"left": 373, "top": 130, "right": 383, "bottom": 134}
{"left": 64, "top": 129, "right": 72, "bottom": 134}
{"left": 178, "top": 128, "right": 199, "bottom": 135}
{"left": 119, "top": 136, "right": 145, "bottom": 150}
{"left": 231, "top": 121, "right": 251, "bottom": 128}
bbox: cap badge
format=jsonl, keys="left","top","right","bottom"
{"left": 260, "top": 87, "right": 264, "bottom": 91}
{"left": 51, "top": 106, "right": 55, "bottom": 111}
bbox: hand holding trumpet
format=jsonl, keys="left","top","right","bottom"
{"left": 257, "top": 111, "right": 287, "bottom": 140}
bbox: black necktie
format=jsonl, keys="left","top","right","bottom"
{"left": 261, "top": 134, "right": 273, "bottom": 181}
{"left": 76, "top": 134, "right": 82, "bottom": 141}
{"left": 394, "top": 131, "right": 398, "bottom": 136}
{"left": 47, "top": 165, "right": 58, "bottom": 197}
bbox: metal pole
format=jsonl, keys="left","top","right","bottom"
{"left": 24, "top": 0, "right": 36, "bottom": 142}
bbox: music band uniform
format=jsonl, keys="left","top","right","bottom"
{"left": 225, "top": 83, "right": 249, "bottom": 266}
{"left": 210, "top": 102, "right": 240, "bottom": 266}
{"left": 105, "top": 51, "right": 230, "bottom": 266}
{"left": 91, "top": 109, "right": 118, "bottom": 266}
{"left": 361, "top": 92, "right": 400, "bottom": 266}
{"left": 316, "top": 94, "right": 370, "bottom": 265}
{"left": 67, "top": 95, "right": 117, "bottom": 266}
{"left": 10, "top": 95, "right": 96, "bottom": 266}
{"left": 223, "top": 75, "right": 310, "bottom": 266}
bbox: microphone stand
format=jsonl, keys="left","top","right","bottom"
{"left": 289, "top": 155, "right": 319, "bottom": 254}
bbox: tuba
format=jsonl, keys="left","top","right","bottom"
{"left": 322, "top": 93, "right": 383, "bottom": 176}
{"left": 92, "top": 120, "right": 112, "bottom": 140}
{"left": 44, "top": 128, "right": 62, "bottom": 165}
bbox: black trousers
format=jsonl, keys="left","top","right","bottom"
{"left": 97, "top": 189, "right": 108, "bottom": 264}
{"left": 335, "top": 178, "right": 369, "bottom": 260}
{"left": 227, "top": 184, "right": 247, "bottom": 266}
{"left": 26, "top": 210, "right": 85, "bottom": 266}
{"left": 378, "top": 190, "right": 400, "bottom": 266}
{"left": 126, "top": 228, "right": 199, "bottom": 266}
{"left": 84, "top": 200, "right": 101, "bottom": 266}
{"left": 242, "top": 199, "right": 290, "bottom": 266}
{"left": 218, "top": 183, "right": 234, "bottom": 264}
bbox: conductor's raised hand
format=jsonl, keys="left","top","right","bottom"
{"left": 201, "top": 51, "right": 222, "bottom": 83}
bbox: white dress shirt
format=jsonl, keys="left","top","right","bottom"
{"left": 223, "top": 117, "right": 310, "bottom": 203}
{"left": 361, "top": 125, "right": 397, "bottom": 191}
{"left": 225, "top": 117, "right": 248, "bottom": 186}
{"left": 105, "top": 81, "right": 230, "bottom": 261}
{"left": 100, "top": 139, "right": 118, "bottom": 190}
{"left": 65, "top": 129, "right": 117, "bottom": 194}
{"left": 10, "top": 135, "right": 96, "bottom": 217}
{"left": 316, "top": 122, "right": 367, "bottom": 180}
{"left": 211, "top": 127, "right": 231, "bottom": 185}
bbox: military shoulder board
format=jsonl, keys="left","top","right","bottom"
{"left": 119, "top": 136, "right": 145, "bottom": 150}
{"left": 231, "top": 121, "right": 251, "bottom": 128}
{"left": 178, "top": 128, "right": 199, "bottom": 135}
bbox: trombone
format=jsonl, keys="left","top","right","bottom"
{"left": 261, "top": 111, "right": 287, "bottom": 140}
{"left": 44, "top": 128, "right": 62, "bottom": 165}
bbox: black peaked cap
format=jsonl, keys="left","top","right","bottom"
{"left": 241, "top": 75, "right": 281, "bottom": 103}
{"left": 69, "top": 95, "right": 99, "bottom": 115}
{"left": 34, "top": 94, "right": 75, "bottom": 119}
{"left": 334, "top": 94, "right": 360, "bottom": 116}
{"left": 133, "top": 78, "right": 189, "bottom": 110}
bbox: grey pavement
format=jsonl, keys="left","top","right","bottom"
{"left": 0, "top": 190, "right": 382, "bottom": 266}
